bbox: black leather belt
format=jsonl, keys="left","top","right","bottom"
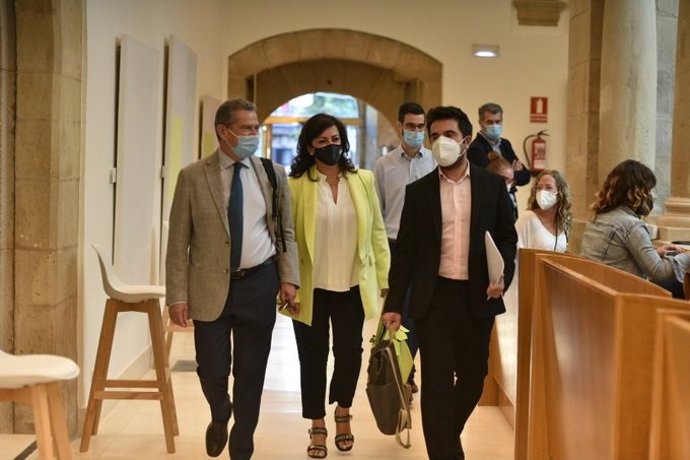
{"left": 231, "top": 257, "right": 274, "bottom": 280}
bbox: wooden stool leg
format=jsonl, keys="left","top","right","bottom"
{"left": 46, "top": 382, "right": 72, "bottom": 460}
{"left": 162, "top": 307, "right": 175, "bottom": 361}
{"left": 148, "top": 301, "right": 177, "bottom": 453}
{"left": 158, "top": 306, "right": 180, "bottom": 436}
{"left": 30, "top": 384, "right": 56, "bottom": 460}
{"left": 80, "top": 299, "right": 119, "bottom": 452}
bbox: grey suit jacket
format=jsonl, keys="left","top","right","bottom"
{"left": 165, "top": 150, "right": 300, "bottom": 321}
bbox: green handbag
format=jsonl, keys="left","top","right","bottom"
{"left": 365, "top": 321, "right": 412, "bottom": 448}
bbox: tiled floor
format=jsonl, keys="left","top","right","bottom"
{"left": 5, "top": 315, "right": 514, "bottom": 459}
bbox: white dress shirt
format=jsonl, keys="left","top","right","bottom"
{"left": 374, "top": 146, "right": 436, "bottom": 239}
{"left": 219, "top": 152, "right": 275, "bottom": 269}
{"left": 313, "top": 172, "right": 360, "bottom": 291}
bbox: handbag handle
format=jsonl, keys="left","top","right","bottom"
{"left": 381, "top": 336, "right": 412, "bottom": 448}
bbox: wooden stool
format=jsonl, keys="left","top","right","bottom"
{"left": 0, "top": 350, "right": 79, "bottom": 460}
{"left": 80, "top": 244, "right": 178, "bottom": 453}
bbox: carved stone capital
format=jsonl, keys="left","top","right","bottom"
{"left": 513, "top": 0, "right": 567, "bottom": 27}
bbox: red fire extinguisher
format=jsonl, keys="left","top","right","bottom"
{"left": 522, "top": 129, "right": 548, "bottom": 176}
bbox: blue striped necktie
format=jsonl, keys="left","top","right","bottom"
{"left": 229, "top": 163, "right": 243, "bottom": 271}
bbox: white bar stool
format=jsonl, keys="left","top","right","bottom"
{"left": 0, "top": 350, "right": 79, "bottom": 459}
{"left": 80, "top": 244, "right": 178, "bottom": 453}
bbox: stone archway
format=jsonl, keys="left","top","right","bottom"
{"left": 226, "top": 29, "right": 442, "bottom": 125}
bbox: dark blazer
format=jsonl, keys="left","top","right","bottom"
{"left": 383, "top": 164, "right": 517, "bottom": 319}
{"left": 467, "top": 134, "right": 531, "bottom": 186}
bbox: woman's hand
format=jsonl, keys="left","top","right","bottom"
{"left": 657, "top": 244, "right": 681, "bottom": 257}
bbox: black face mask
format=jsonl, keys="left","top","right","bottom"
{"left": 313, "top": 144, "right": 341, "bottom": 166}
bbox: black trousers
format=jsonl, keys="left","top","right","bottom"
{"left": 416, "top": 278, "right": 494, "bottom": 460}
{"left": 193, "top": 260, "right": 279, "bottom": 460}
{"left": 292, "top": 286, "right": 364, "bottom": 419}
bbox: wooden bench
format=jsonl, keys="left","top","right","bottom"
{"left": 522, "top": 254, "right": 690, "bottom": 459}
{"left": 649, "top": 314, "right": 690, "bottom": 459}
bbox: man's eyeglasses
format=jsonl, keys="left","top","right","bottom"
{"left": 403, "top": 123, "right": 426, "bottom": 131}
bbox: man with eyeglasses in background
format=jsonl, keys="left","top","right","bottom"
{"left": 374, "top": 102, "right": 436, "bottom": 398}
{"left": 166, "top": 99, "right": 299, "bottom": 459}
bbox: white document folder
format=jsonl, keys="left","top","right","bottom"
{"left": 485, "top": 231, "right": 504, "bottom": 284}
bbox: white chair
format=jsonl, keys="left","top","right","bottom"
{"left": 80, "top": 244, "right": 178, "bottom": 453}
{"left": 0, "top": 349, "right": 79, "bottom": 459}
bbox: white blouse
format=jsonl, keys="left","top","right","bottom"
{"left": 313, "top": 172, "right": 360, "bottom": 291}
{"left": 515, "top": 210, "right": 567, "bottom": 252}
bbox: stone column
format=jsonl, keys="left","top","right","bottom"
{"left": 657, "top": 0, "right": 690, "bottom": 241}
{"left": 0, "top": 0, "right": 17, "bottom": 434}
{"left": 565, "top": 1, "right": 604, "bottom": 253}
{"left": 598, "top": 0, "right": 657, "bottom": 177}
{"left": 13, "top": 0, "right": 83, "bottom": 434}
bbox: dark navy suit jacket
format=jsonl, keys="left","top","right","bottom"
{"left": 383, "top": 163, "right": 517, "bottom": 319}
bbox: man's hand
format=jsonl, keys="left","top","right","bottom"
{"left": 169, "top": 302, "right": 190, "bottom": 327}
{"left": 381, "top": 312, "right": 401, "bottom": 331}
{"left": 486, "top": 274, "right": 505, "bottom": 299}
{"left": 279, "top": 283, "right": 299, "bottom": 316}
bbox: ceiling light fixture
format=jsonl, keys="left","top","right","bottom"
{"left": 472, "top": 44, "right": 500, "bottom": 58}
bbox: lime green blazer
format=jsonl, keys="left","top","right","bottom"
{"left": 286, "top": 167, "right": 390, "bottom": 326}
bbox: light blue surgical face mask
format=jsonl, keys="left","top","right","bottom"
{"left": 229, "top": 131, "right": 259, "bottom": 159}
{"left": 484, "top": 124, "right": 502, "bottom": 141}
{"left": 403, "top": 129, "right": 425, "bottom": 149}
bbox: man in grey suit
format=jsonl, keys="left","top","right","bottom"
{"left": 166, "top": 99, "right": 299, "bottom": 460}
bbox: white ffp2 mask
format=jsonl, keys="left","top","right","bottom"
{"left": 536, "top": 190, "right": 558, "bottom": 210}
{"left": 432, "top": 135, "right": 466, "bottom": 167}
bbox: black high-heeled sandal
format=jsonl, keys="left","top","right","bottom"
{"left": 307, "top": 426, "right": 328, "bottom": 458}
{"left": 334, "top": 407, "right": 354, "bottom": 452}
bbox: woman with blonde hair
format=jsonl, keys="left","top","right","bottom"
{"left": 515, "top": 169, "right": 572, "bottom": 251}
{"left": 581, "top": 159, "right": 690, "bottom": 295}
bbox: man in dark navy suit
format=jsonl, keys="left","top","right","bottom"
{"left": 382, "top": 106, "right": 517, "bottom": 460}
{"left": 467, "top": 102, "right": 530, "bottom": 220}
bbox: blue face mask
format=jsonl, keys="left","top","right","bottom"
{"left": 229, "top": 131, "right": 259, "bottom": 159}
{"left": 403, "top": 130, "right": 425, "bottom": 149}
{"left": 484, "top": 124, "right": 502, "bottom": 141}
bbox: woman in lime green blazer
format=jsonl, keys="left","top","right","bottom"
{"left": 285, "top": 113, "right": 389, "bottom": 458}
